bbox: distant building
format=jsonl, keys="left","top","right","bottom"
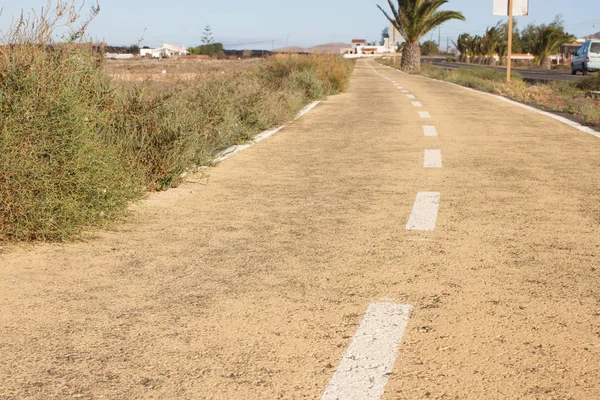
{"left": 104, "top": 53, "right": 135, "bottom": 60}
{"left": 140, "top": 44, "right": 188, "bottom": 58}
{"left": 341, "top": 38, "right": 399, "bottom": 58}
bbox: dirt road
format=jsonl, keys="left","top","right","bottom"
{"left": 1, "top": 59, "right": 599, "bottom": 399}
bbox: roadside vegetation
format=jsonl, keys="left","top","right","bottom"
{"left": 0, "top": 2, "right": 355, "bottom": 242}
{"left": 378, "top": 59, "right": 600, "bottom": 126}
{"left": 453, "top": 16, "right": 575, "bottom": 69}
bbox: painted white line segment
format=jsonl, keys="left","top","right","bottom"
{"left": 419, "top": 111, "right": 431, "bottom": 119}
{"left": 400, "top": 90, "right": 409, "bottom": 93}
{"left": 253, "top": 126, "right": 285, "bottom": 143}
{"left": 411, "top": 101, "right": 423, "bottom": 107}
{"left": 214, "top": 100, "right": 319, "bottom": 164}
{"left": 406, "top": 94, "right": 416, "bottom": 99}
{"left": 213, "top": 144, "right": 252, "bottom": 163}
{"left": 423, "top": 126, "right": 438, "bottom": 137}
{"left": 424, "top": 149, "right": 442, "bottom": 168}
{"left": 295, "top": 101, "right": 321, "bottom": 120}
{"left": 406, "top": 192, "right": 441, "bottom": 231}
{"left": 321, "top": 303, "right": 413, "bottom": 400}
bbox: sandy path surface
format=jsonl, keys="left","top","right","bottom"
{"left": 1, "top": 59, "right": 599, "bottom": 400}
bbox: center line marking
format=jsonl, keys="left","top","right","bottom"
{"left": 419, "top": 111, "right": 431, "bottom": 119}
{"left": 400, "top": 90, "right": 409, "bottom": 93}
{"left": 321, "top": 303, "right": 413, "bottom": 400}
{"left": 406, "top": 94, "right": 415, "bottom": 99}
{"left": 423, "top": 126, "right": 438, "bottom": 136}
{"left": 424, "top": 149, "right": 442, "bottom": 168}
{"left": 406, "top": 192, "right": 441, "bottom": 231}
{"left": 411, "top": 101, "right": 423, "bottom": 107}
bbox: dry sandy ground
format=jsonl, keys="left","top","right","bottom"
{"left": 1, "top": 59, "right": 599, "bottom": 399}
{"left": 105, "top": 59, "right": 257, "bottom": 83}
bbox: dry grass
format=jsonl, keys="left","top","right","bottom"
{"left": 105, "top": 58, "right": 260, "bottom": 85}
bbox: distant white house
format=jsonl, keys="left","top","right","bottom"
{"left": 140, "top": 44, "right": 188, "bottom": 58}
{"left": 104, "top": 53, "right": 135, "bottom": 60}
{"left": 341, "top": 38, "right": 400, "bottom": 58}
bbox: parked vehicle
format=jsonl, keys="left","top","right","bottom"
{"left": 571, "top": 40, "right": 600, "bottom": 75}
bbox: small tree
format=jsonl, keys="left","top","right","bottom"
{"left": 452, "top": 33, "right": 471, "bottom": 62}
{"left": 380, "top": 27, "right": 390, "bottom": 46}
{"left": 528, "top": 17, "right": 574, "bottom": 69}
{"left": 378, "top": 0, "right": 465, "bottom": 71}
{"left": 201, "top": 24, "right": 214, "bottom": 45}
{"left": 420, "top": 40, "right": 439, "bottom": 55}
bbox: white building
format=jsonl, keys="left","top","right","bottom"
{"left": 140, "top": 44, "right": 188, "bottom": 58}
{"left": 341, "top": 38, "right": 401, "bottom": 58}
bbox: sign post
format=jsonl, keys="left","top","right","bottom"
{"left": 493, "top": 0, "right": 529, "bottom": 82}
{"left": 507, "top": 0, "right": 513, "bottom": 82}
{"left": 392, "top": 22, "right": 397, "bottom": 65}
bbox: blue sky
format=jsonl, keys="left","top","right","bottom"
{"left": 1, "top": 1, "right": 599, "bottom": 49}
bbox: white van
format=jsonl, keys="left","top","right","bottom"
{"left": 571, "top": 40, "right": 600, "bottom": 75}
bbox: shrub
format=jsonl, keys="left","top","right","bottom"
{"left": 0, "top": 45, "right": 142, "bottom": 241}
{"left": 575, "top": 73, "right": 600, "bottom": 92}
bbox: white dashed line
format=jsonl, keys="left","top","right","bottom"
{"left": 321, "top": 303, "right": 413, "bottom": 400}
{"left": 423, "top": 126, "right": 438, "bottom": 137}
{"left": 419, "top": 111, "right": 431, "bottom": 119}
{"left": 424, "top": 149, "right": 442, "bottom": 168}
{"left": 406, "top": 192, "right": 441, "bottom": 231}
{"left": 411, "top": 101, "right": 423, "bottom": 107}
{"left": 401, "top": 90, "right": 409, "bottom": 93}
{"left": 406, "top": 94, "right": 415, "bottom": 99}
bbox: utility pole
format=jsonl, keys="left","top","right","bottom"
{"left": 447, "top": 36, "right": 449, "bottom": 55}
{"left": 392, "top": 22, "right": 397, "bottom": 64}
{"left": 438, "top": 27, "right": 441, "bottom": 51}
{"left": 507, "top": 0, "right": 513, "bottom": 82}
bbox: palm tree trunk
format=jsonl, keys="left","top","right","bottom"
{"left": 540, "top": 55, "right": 552, "bottom": 69}
{"left": 401, "top": 41, "right": 421, "bottom": 71}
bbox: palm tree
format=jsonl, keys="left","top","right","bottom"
{"left": 378, "top": 0, "right": 465, "bottom": 71}
{"left": 468, "top": 35, "right": 484, "bottom": 64}
{"left": 529, "top": 23, "right": 574, "bottom": 69}
{"left": 452, "top": 33, "right": 472, "bottom": 62}
{"left": 494, "top": 23, "right": 509, "bottom": 65}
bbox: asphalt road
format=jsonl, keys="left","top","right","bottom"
{"left": 422, "top": 56, "right": 588, "bottom": 82}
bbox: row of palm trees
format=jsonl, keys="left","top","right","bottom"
{"left": 377, "top": 0, "right": 575, "bottom": 71}
{"left": 454, "top": 21, "right": 575, "bottom": 69}
{"left": 454, "top": 24, "right": 507, "bottom": 66}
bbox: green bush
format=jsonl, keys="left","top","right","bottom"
{"left": 188, "top": 43, "right": 224, "bottom": 56}
{"left": 0, "top": 45, "right": 142, "bottom": 241}
{"left": 575, "top": 73, "right": 600, "bottom": 91}
{"left": 456, "top": 67, "right": 522, "bottom": 83}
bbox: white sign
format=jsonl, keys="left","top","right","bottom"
{"left": 493, "top": 0, "right": 529, "bottom": 16}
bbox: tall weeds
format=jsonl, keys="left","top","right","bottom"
{"left": 0, "top": 2, "right": 355, "bottom": 242}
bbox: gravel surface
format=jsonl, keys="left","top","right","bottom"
{"left": 1, "top": 59, "right": 598, "bottom": 400}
